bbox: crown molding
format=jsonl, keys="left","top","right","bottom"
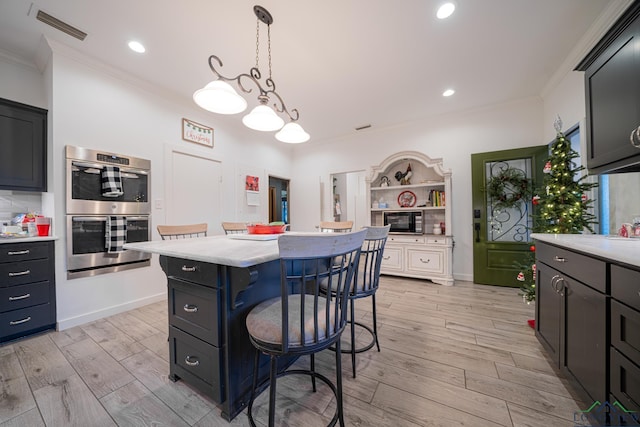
{"left": 541, "top": 0, "right": 634, "bottom": 99}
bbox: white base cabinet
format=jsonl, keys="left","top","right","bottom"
{"left": 381, "top": 234, "right": 454, "bottom": 285}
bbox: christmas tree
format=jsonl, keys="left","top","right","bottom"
{"left": 518, "top": 116, "right": 598, "bottom": 303}
{"left": 533, "top": 117, "right": 598, "bottom": 234}
{"left": 517, "top": 245, "right": 537, "bottom": 304}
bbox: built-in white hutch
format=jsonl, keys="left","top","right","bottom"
{"left": 367, "top": 151, "right": 454, "bottom": 286}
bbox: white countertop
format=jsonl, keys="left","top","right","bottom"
{"left": 531, "top": 233, "right": 640, "bottom": 268}
{"left": 124, "top": 234, "right": 284, "bottom": 267}
{"left": 0, "top": 236, "right": 58, "bottom": 244}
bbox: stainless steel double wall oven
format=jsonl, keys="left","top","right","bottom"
{"left": 66, "top": 145, "right": 151, "bottom": 279}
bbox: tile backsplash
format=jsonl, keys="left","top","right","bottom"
{"left": 0, "top": 190, "right": 42, "bottom": 224}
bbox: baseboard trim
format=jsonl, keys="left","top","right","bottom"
{"left": 56, "top": 293, "right": 167, "bottom": 331}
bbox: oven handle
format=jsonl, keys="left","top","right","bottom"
{"left": 71, "top": 160, "right": 149, "bottom": 175}
{"left": 72, "top": 216, "right": 149, "bottom": 222}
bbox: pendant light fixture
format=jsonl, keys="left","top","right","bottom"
{"left": 193, "top": 5, "right": 310, "bottom": 143}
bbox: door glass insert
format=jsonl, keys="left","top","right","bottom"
{"left": 485, "top": 158, "right": 532, "bottom": 242}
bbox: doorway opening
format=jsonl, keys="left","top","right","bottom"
{"left": 268, "top": 176, "right": 290, "bottom": 224}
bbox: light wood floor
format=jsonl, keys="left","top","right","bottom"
{"left": 0, "top": 277, "right": 587, "bottom": 426}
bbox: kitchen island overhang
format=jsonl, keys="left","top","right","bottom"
{"left": 124, "top": 234, "right": 304, "bottom": 421}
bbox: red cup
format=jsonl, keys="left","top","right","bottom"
{"left": 35, "top": 217, "right": 51, "bottom": 236}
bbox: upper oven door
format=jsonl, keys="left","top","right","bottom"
{"left": 66, "top": 159, "right": 150, "bottom": 214}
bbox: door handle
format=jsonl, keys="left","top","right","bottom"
{"left": 474, "top": 223, "right": 481, "bottom": 242}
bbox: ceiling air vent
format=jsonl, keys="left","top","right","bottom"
{"left": 36, "top": 10, "right": 87, "bottom": 41}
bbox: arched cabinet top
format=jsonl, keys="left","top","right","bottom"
{"left": 367, "top": 151, "right": 451, "bottom": 185}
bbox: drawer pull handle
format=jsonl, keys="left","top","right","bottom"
{"left": 383, "top": 256, "right": 390, "bottom": 260}
{"left": 9, "top": 316, "right": 31, "bottom": 326}
{"left": 7, "top": 250, "right": 30, "bottom": 256}
{"left": 419, "top": 258, "right": 430, "bottom": 264}
{"left": 183, "top": 304, "right": 198, "bottom": 313}
{"left": 185, "top": 356, "right": 199, "bottom": 367}
{"left": 181, "top": 265, "right": 197, "bottom": 272}
{"left": 9, "top": 293, "right": 31, "bottom": 301}
{"left": 553, "top": 256, "right": 566, "bottom": 263}
{"left": 8, "top": 270, "right": 31, "bottom": 277}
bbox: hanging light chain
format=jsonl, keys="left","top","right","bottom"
{"left": 255, "top": 17, "right": 260, "bottom": 70}
{"left": 267, "top": 24, "right": 272, "bottom": 80}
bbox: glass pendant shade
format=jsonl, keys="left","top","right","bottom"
{"left": 193, "top": 80, "right": 247, "bottom": 114}
{"left": 275, "top": 122, "right": 310, "bottom": 143}
{"left": 242, "top": 104, "right": 285, "bottom": 131}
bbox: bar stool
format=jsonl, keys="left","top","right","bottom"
{"left": 245, "top": 230, "right": 367, "bottom": 427}
{"left": 319, "top": 221, "right": 353, "bottom": 233}
{"left": 321, "top": 225, "right": 389, "bottom": 377}
{"left": 221, "top": 222, "right": 248, "bottom": 234}
{"left": 157, "top": 223, "right": 207, "bottom": 240}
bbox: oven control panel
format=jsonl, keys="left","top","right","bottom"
{"left": 97, "top": 153, "right": 130, "bottom": 165}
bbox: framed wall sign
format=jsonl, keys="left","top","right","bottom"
{"left": 182, "top": 118, "right": 214, "bottom": 147}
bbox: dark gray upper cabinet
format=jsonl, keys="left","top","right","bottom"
{"left": 576, "top": 1, "right": 640, "bottom": 174}
{"left": 0, "top": 97, "right": 48, "bottom": 192}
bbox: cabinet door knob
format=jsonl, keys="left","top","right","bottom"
{"left": 185, "top": 355, "right": 200, "bottom": 366}
{"left": 551, "top": 274, "right": 561, "bottom": 292}
{"left": 183, "top": 304, "right": 198, "bottom": 313}
{"left": 553, "top": 256, "right": 566, "bottom": 263}
{"left": 630, "top": 126, "right": 640, "bottom": 148}
{"left": 556, "top": 278, "right": 566, "bottom": 297}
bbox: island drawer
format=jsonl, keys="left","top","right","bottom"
{"left": 535, "top": 241, "right": 606, "bottom": 293}
{"left": 612, "top": 265, "right": 640, "bottom": 312}
{"left": 0, "top": 242, "right": 50, "bottom": 263}
{"left": 0, "top": 259, "right": 52, "bottom": 287}
{"left": 165, "top": 257, "right": 219, "bottom": 288}
{"left": 169, "top": 326, "right": 223, "bottom": 403}
{"left": 0, "top": 281, "right": 50, "bottom": 312}
{"left": 168, "top": 278, "right": 220, "bottom": 346}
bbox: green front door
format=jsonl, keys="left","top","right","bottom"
{"left": 471, "top": 146, "right": 548, "bottom": 286}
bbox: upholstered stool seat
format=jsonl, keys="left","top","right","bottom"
{"left": 245, "top": 230, "right": 367, "bottom": 427}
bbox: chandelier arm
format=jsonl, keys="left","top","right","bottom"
{"left": 265, "top": 89, "right": 299, "bottom": 122}
{"left": 205, "top": 55, "right": 300, "bottom": 123}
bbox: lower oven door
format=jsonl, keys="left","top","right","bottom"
{"left": 67, "top": 215, "right": 151, "bottom": 278}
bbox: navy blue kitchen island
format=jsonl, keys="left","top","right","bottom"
{"left": 125, "top": 234, "right": 296, "bottom": 421}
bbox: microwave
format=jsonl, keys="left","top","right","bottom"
{"left": 383, "top": 210, "right": 423, "bottom": 234}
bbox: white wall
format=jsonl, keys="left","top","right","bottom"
{"left": 291, "top": 97, "right": 544, "bottom": 281}
{"left": 0, "top": 54, "right": 46, "bottom": 108}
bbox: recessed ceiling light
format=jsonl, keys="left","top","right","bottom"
{"left": 443, "top": 89, "right": 455, "bottom": 97}
{"left": 128, "top": 40, "right": 145, "bottom": 53}
{"left": 437, "top": 2, "right": 456, "bottom": 19}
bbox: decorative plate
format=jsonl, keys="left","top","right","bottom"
{"left": 397, "top": 190, "right": 417, "bottom": 208}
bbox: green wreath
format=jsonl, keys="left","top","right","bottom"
{"left": 486, "top": 168, "right": 531, "bottom": 209}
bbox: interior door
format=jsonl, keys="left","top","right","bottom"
{"left": 471, "top": 146, "right": 548, "bottom": 286}
{"left": 166, "top": 147, "right": 222, "bottom": 235}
